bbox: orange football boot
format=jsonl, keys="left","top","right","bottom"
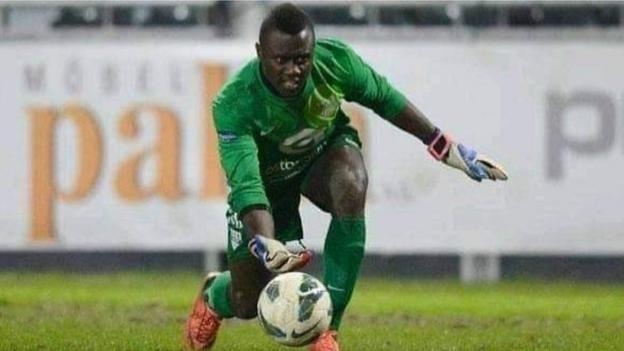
{"left": 310, "top": 330, "right": 340, "bottom": 351}
{"left": 184, "top": 272, "right": 222, "bottom": 350}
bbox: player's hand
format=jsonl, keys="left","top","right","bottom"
{"left": 248, "top": 235, "right": 312, "bottom": 273}
{"left": 427, "top": 130, "right": 508, "bottom": 182}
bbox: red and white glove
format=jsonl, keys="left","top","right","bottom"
{"left": 248, "top": 235, "right": 312, "bottom": 273}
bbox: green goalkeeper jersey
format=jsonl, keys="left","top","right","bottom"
{"left": 213, "top": 38, "right": 407, "bottom": 213}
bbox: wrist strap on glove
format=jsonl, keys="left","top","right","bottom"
{"left": 248, "top": 234, "right": 313, "bottom": 273}
{"left": 248, "top": 234, "right": 268, "bottom": 260}
{"left": 424, "top": 129, "right": 509, "bottom": 182}
{"left": 426, "top": 128, "right": 452, "bottom": 161}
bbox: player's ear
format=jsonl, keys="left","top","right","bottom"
{"left": 255, "top": 42, "right": 262, "bottom": 59}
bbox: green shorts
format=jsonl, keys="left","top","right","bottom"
{"left": 226, "top": 124, "right": 362, "bottom": 263}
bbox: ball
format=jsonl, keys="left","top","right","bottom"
{"left": 257, "top": 272, "right": 333, "bottom": 346}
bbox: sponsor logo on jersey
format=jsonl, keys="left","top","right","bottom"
{"left": 279, "top": 128, "right": 326, "bottom": 155}
{"left": 304, "top": 84, "right": 343, "bottom": 129}
{"left": 264, "top": 139, "right": 329, "bottom": 183}
{"left": 218, "top": 131, "right": 238, "bottom": 142}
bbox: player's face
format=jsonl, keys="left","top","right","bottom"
{"left": 257, "top": 28, "right": 314, "bottom": 97}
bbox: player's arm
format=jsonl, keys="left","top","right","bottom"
{"left": 216, "top": 130, "right": 311, "bottom": 272}
{"left": 214, "top": 104, "right": 310, "bottom": 272}
{"left": 388, "top": 100, "right": 436, "bottom": 141}
{"left": 338, "top": 40, "right": 507, "bottom": 182}
{"left": 239, "top": 206, "right": 312, "bottom": 273}
{"left": 240, "top": 207, "right": 275, "bottom": 240}
{"left": 241, "top": 207, "right": 311, "bottom": 272}
{"left": 391, "top": 101, "right": 508, "bottom": 182}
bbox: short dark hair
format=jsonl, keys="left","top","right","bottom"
{"left": 259, "top": 3, "right": 314, "bottom": 44}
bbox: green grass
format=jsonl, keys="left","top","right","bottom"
{"left": 0, "top": 272, "right": 623, "bottom": 350}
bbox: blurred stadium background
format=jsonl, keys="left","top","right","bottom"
{"left": 1, "top": 0, "right": 624, "bottom": 282}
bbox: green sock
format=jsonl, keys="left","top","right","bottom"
{"left": 203, "top": 271, "right": 235, "bottom": 319}
{"left": 323, "top": 217, "right": 366, "bottom": 330}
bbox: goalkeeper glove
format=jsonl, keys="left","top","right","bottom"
{"left": 427, "top": 128, "right": 508, "bottom": 182}
{"left": 248, "top": 235, "right": 312, "bottom": 273}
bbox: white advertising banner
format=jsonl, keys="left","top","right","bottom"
{"left": 1, "top": 39, "right": 622, "bottom": 254}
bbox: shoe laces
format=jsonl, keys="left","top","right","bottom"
{"left": 195, "top": 307, "right": 220, "bottom": 342}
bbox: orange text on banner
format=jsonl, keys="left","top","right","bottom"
{"left": 115, "top": 104, "right": 184, "bottom": 202}
{"left": 29, "top": 104, "right": 103, "bottom": 242}
{"left": 201, "top": 63, "right": 228, "bottom": 199}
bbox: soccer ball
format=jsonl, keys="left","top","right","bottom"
{"left": 257, "top": 272, "right": 333, "bottom": 347}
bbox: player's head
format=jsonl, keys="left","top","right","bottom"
{"left": 256, "top": 3, "right": 315, "bottom": 97}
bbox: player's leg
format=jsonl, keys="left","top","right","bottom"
{"left": 185, "top": 209, "right": 273, "bottom": 350}
{"left": 205, "top": 182, "right": 306, "bottom": 321}
{"left": 303, "top": 144, "right": 367, "bottom": 216}
{"left": 302, "top": 144, "right": 368, "bottom": 333}
{"left": 185, "top": 261, "right": 272, "bottom": 350}
{"left": 221, "top": 182, "right": 306, "bottom": 318}
{"left": 206, "top": 206, "right": 274, "bottom": 319}
{"left": 228, "top": 257, "right": 274, "bottom": 318}
{"left": 201, "top": 258, "right": 272, "bottom": 319}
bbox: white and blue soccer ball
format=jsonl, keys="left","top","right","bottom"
{"left": 257, "top": 272, "right": 333, "bottom": 347}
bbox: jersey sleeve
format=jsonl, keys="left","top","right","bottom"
{"left": 334, "top": 40, "right": 407, "bottom": 121}
{"left": 213, "top": 96, "right": 269, "bottom": 214}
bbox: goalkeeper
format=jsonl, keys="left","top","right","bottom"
{"left": 185, "top": 3, "right": 507, "bottom": 351}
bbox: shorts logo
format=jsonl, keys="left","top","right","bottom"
{"left": 229, "top": 228, "right": 242, "bottom": 250}
{"left": 227, "top": 209, "right": 244, "bottom": 250}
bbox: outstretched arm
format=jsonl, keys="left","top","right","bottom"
{"left": 329, "top": 39, "right": 507, "bottom": 181}
{"left": 389, "top": 100, "right": 437, "bottom": 140}
{"left": 391, "top": 101, "right": 508, "bottom": 182}
{"left": 332, "top": 41, "right": 507, "bottom": 182}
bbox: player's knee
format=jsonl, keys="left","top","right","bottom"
{"left": 329, "top": 166, "right": 368, "bottom": 216}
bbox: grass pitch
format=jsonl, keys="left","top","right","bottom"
{"left": 0, "top": 272, "right": 623, "bottom": 350}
